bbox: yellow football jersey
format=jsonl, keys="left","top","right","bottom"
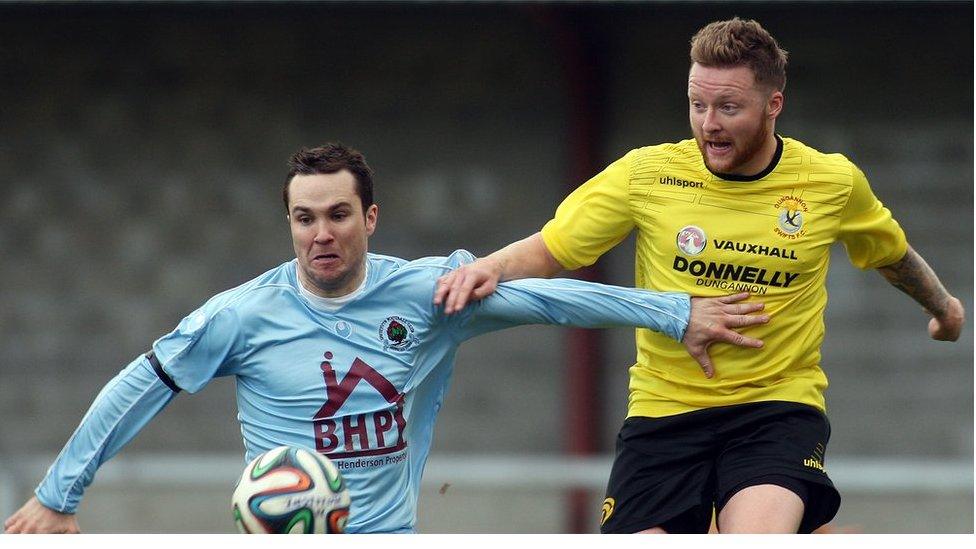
{"left": 541, "top": 136, "right": 907, "bottom": 417}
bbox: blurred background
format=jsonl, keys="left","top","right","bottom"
{"left": 0, "top": 0, "right": 972, "bottom": 534}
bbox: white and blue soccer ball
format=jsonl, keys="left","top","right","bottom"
{"left": 231, "top": 445, "right": 350, "bottom": 534}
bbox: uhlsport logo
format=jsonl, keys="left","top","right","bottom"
{"left": 804, "top": 442, "right": 827, "bottom": 473}
{"left": 659, "top": 176, "right": 705, "bottom": 189}
{"left": 378, "top": 316, "right": 419, "bottom": 351}
{"left": 774, "top": 195, "right": 808, "bottom": 239}
{"left": 676, "top": 225, "right": 707, "bottom": 255}
{"left": 601, "top": 497, "right": 615, "bottom": 526}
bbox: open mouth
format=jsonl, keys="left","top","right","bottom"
{"left": 706, "top": 141, "right": 733, "bottom": 154}
{"left": 312, "top": 253, "right": 340, "bottom": 263}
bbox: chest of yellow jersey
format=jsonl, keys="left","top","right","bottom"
{"left": 629, "top": 167, "right": 849, "bottom": 301}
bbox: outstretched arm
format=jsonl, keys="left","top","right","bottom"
{"left": 876, "top": 244, "right": 965, "bottom": 341}
{"left": 455, "top": 274, "right": 768, "bottom": 377}
{"left": 434, "top": 232, "right": 563, "bottom": 314}
{"left": 3, "top": 356, "right": 178, "bottom": 534}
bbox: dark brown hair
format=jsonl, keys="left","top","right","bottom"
{"left": 283, "top": 143, "right": 375, "bottom": 214}
{"left": 690, "top": 18, "right": 788, "bottom": 92}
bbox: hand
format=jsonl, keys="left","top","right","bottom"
{"left": 683, "top": 292, "right": 768, "bottom": 379}
{"left": 928, "top": 296, "right": 965, "bottom": 341}
{"left": 433, "top": 256, "right": 503, "bottom": 315}
{"left": 4, "top": 496, "right": 80, "bottom": 534}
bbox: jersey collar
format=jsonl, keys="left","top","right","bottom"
{"left": 295, "top": 260, "right": 370, "bottom": 313}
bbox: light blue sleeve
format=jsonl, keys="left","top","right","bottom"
{"left": 33, "top": 303, "right": 243, "bottom": 514}
{"left": 453, "top": 278, "right": 691, "bottom": 342}
{"left": 34, "top": 356, "right": 176, "bottom": 514}
{"left": 152, "top": 304, "right": 243, "bottom": 393}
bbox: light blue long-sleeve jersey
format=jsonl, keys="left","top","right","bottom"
{"left": 35, "top": 250, "right": 689, "bottom": 533}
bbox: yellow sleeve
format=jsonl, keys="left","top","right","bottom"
{"left": 837, "top": 165, "right": 908, "bottom": 269}
{"left": 540, "top": 152, "right": 635, "bottom": 270}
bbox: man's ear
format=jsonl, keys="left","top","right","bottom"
{"left": 365, "top": 204, "right": 379, "bottom": 236}
{"left": 767, "top": 90, "right": 784, "bottom": 120}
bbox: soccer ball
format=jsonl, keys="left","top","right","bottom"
{"left": 231, "top": 445, "right": 351, "bottom": 533}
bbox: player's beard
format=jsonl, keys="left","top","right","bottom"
{"left": 695, "top": 114, "right": 772, "bottom": 176}
{"left": 299, "top": 256, "right": 364, "bottom": 298}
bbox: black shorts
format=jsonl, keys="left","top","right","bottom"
{"left": 600, "top": 401, "right": 840, "bottom": 534}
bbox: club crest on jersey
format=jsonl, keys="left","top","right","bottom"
{"left": 378, "top": 316, "right": 419, "bottom": 351}
{"left": 774, "top": 195, "right": 809, "bottom": 240}
{"left": 601, "top": 497, "right": 616, "bottom": 526}
{"left": 676, "top": 225, "right": 707, "bottom": 255}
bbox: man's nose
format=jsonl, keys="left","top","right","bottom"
{"left": 702, "top": 108, "right": 721, "bottom": 133}
{"left": 313, "top": 222, "right": 334, "bottom": 243}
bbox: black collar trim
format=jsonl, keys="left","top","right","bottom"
{"left": 708, "top": 135, "right": 783, "bottom": 182}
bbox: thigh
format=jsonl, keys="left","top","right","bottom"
{"left": 715, "top": 402, "right": 841, "bottom": 533}
{"left": 718, "top": 483, "right": 804, "bottom": 533}
{"left": 600, "top": 414, "right": 718, "bottom": 534}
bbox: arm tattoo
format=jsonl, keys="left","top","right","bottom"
{"left": 877, "top": 246, "right": 951, "bottom": 317}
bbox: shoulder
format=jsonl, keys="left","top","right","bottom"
{"left": 360, "top": 251, "right": 476, "bottom": 315}
{"left": 782, "top": 136, "right": 860, "bottom": 174}
{"left": 780, "top": 137, "right": 867, "bottom": 201}
{"left": 364, "top": 250, "right": 475, "bottom": 288}
{"left": 365, "top": 250, "right": 464, "bottom": 277}
{"left": 628, "top": 139, "right": 703, "bottom": 174}
{"left": 399, "top": 249, "right": 476, "bottom": 274}
{"left": 630, "top": 139, "right": 699, "bottom": 158}
{"left": 389, "top": 249, "right": 475, "bottom": 277}
{"left": 367, "top": 252, "right": 410, "bottom": 277}
{"left": 196, "top": 260, "right": 299, "bottom": 318}
{"left": 157, "top": 261, "right": 299, "bottom": 352}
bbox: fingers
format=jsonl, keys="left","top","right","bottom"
{"left": 4, "top": 517, "right": 31, "bottom": 534}
{"left": 692, "top": 350, "right": 715, "bottom": 379}
{"left": 721, "top": 329, "right": 764, "bottom": 349}
{"left": 725, "top": 313, "right": 770, "bottom": 328}
{"left": 4, "top": 511, "right": 24, "bottom": 533}
{"left": 928, "top": 297, "right": 965, "bottom": 341}
{"left": 717, "top": 292, "right": 751, "bottom": 304}
{"left": 684, "top": 336, "right": 716, "bottom": 379}
{"left": 432, "top": 274, "right": 454, "bottom": 306}
{"left": 3, "top": 519, "right": 79, "bottom": 534}
{"left": 434, "top": 269, "right": 468, "bottom": 313}
{"left": 929, "top": 318, "right": 959, "bottom": 342}
{"left": 724, "top": 301, "right": 765, "bottom": 315}
{"left": 433, "top": 269, "right": 474, "bottom": 309}
{"left": 437, "top": 264, "right": 501, "bottom": 314}
{"left": 471, "top": 282, "right": 497, "bottom": 301}
{"left": 445, "top": 271, "right": 478, "bottom": 315}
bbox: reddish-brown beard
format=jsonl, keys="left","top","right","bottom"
{"left": 695, "top": 114, "right": 771, "bottom": 175}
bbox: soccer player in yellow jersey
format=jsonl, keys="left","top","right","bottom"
{"left": 434, "top": 18, "right": 964, "bottom": 534}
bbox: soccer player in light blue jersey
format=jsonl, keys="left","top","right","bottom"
{"left": 4, "top": 144, "right": 768, "bottom": 534}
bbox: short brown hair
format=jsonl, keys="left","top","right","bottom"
{"left": 283, "top": 143, "right": 375, "bottom": 214}
{"left": 690, "top": 18, "right": 788, "bottom": 91}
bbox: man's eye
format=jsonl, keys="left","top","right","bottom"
{"left": 298, "top": 217, "right": 312, "bottom": 224}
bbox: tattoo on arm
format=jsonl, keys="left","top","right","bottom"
{"left": 877, "top": 245, "right": 950, "bottom": 317}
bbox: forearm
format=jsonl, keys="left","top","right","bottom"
{"left": 35, "top": 356, "right": 176, "bottom": 513}
{"left": 468, "top": 279, "right": 690, "bottom": 342}
{"left": 876, "top": 244, "right": 954, "bottom": 316}
{"left": 488, "top": 232, "right": 564, "bottom": 281}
